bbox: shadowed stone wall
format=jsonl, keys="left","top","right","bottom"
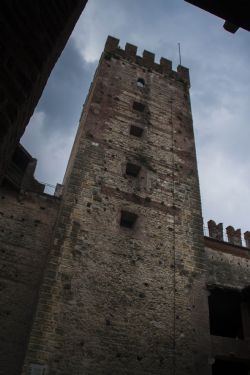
{"left": 0, "top": 187, "right": 60, "bottom": 375}
{"left": 0, "top": 0, "right": 87, "bottom": 181}
{"left": 204, "top": 235, "right": 250, "bottom": 367}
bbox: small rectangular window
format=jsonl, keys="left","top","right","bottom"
{"left": 120, "top": 210, "right": 137, "bottom": 228}
{"left": 133, "top": 101, "right": 145, "bottom": 112}
{"left": 208, "top": 288, "right": 243, "bottom": 339}
{"left": 130, "top": 125, "right": 143, "bottom": 137}
{"left": 30, "top": 364, "right": 48, "bottom": 375}
{"left": 212, "top": 359, "right": 249, "bottom": 375}
{"left": 126, "top": 162, "right": 141, "bottom": 177}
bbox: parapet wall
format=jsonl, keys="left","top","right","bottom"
{"left": 104, "top": 35, "right": 190, "bottom": 87}
{"left": 207, "top": 219, "right": 250, "bottom": 249}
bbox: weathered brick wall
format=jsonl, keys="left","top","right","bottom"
{"left": 204, "top": 237, "right": 250, "bottom": 365}
{"left": 205, "top": 239, "right": 250, "bottom": 288}
{"left": 0, "top": 187, "right": 59, "bottom": 375}
{"left": 23, "top": 37, "right": 211, "bottom": 374}
{"left": 0, "top": 0, "right": 87, "bottom": 181}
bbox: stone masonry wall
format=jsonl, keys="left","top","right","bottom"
{"left": 204, "top": 236, "right": 250, "bottom": 365}
{"left": 206, "top": 240, "right": 250, "bottom": 294}
{"left": 0, "top": 187, "right": 60, "bottom": 375}
{"left": 23, "top": 37, "right": 211, "bottom": 375}
{"left": 0, "top": 0, "right": 87, "bottom": 181}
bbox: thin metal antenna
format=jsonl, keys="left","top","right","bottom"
{"left": 178, "top": 42, "right": 182, "bottom": 66}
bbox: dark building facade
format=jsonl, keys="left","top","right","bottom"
{"left": 0, "top": 0, "right": 88, "bottom": 182}
{"left": 184, "top": 0, "right": 250, "bottom": 33}
{"left": 0, "top": 36, "right": 250, "bottom": 375}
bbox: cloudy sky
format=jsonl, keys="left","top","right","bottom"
{"left": 21, "top": 0, "right": 250, "bottom": 236}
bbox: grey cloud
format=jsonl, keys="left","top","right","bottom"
{"left": 21, "top": 38, "right": 97, "bottom": 187}
{"left": 35, "top": 39, "right": 96, "bottom": 136}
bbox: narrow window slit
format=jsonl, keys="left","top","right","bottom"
{"left": 120, "top": 211, "right": 138, "bottom": 229}
{"left": 126, "top": 162, "right": 141, "bottom": 177}
{"left": 133, "top": 101, "right": 145, "bottom": 112}
{"left": 130, "top": 125, "right": 143, "bottom": 138}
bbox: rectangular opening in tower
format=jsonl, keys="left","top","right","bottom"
{"left": 208, "top": 288, "right": 243, "bottom": 338}
{"left": 126, "top": 162, "right": 141, "bottom": 177}
{"left": 120, "top": 210, "right": 138, "bottom": 228}
{"left": 212, "top": 359, "right": 249, "bottom": 375}
{"left": 130, "top": 125, "right": 144, "bottom": 137}
{"left": 133, "top": 101, "right": 145, "bottom": 112}
{"left": 30, "top": 363, "right": 48, "bottom": 375}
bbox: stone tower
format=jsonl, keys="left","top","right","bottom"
{"left": 23, "top": 36, "right": 211, "bottom": 374}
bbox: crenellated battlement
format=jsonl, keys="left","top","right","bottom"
{"left": 104, "top": 36, "right": 190, "bottom": 87}
{"left": 206, "top": 220, "right": 250, "bottom": 249}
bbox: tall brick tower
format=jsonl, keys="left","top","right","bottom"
{"left": 23, "top": 36, "right": 211, "bottom": 374}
